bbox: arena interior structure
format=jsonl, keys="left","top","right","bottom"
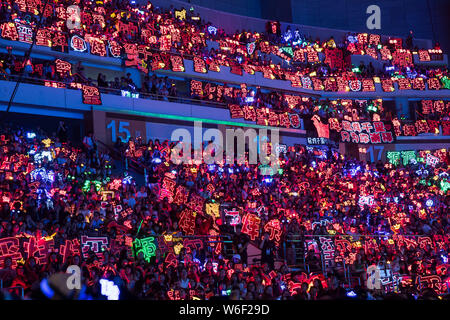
{"left": 0, "top": 0, "right": 448, "bottom": 300}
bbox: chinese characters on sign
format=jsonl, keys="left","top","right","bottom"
{"left": 339, "top": 121, "right": 394, "bottom": 144}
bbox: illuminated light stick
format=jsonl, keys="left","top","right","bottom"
{"left": 135, "top": 220, "right": 143, "bottom": 238}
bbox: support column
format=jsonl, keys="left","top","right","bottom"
{"left": 395, "top": 97, "right": 410, "bottom": 120}
{"left": 92, "top": 109, "right": 106, "bottom": 146}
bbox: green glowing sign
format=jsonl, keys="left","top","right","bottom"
{"left": 440, "top": 180, "right": 449, "bottom": 193}
{"left": 440, "top": 76, "right": 450, "bottom": 89}
{"left": 387, "top": 151, "right": 401, "bottom": 166}
{"left": 133, "top": 237, "right": 157, "bottom": 262}
{"left": 400, "top": 150, "right": 416, "bottom": 166}
{"left": 82, "top": 180, "right": 102, "bottom": 192}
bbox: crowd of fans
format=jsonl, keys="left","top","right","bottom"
{"left": 0, "top": 119, "right": 447, "bottom": 300}
{"left": 0, "top": 0, "right": 449, "bottom": 129}
{"left": 0, "top": 48, "right": 176, "bottom": 99}
{"left": 0, "top": 0, "right": 449, "bottom": 92}
{"left": 0, "top": 0, "right": 449, "bottom": 301}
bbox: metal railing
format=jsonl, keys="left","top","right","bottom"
{"left": 284, "top": 233, "right": 447, "bottom": 293}
{"left": 2, "top": 74, "right": 229, "bottom": 110}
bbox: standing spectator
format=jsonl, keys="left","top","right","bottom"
{"left": 57, "top": 121, "right": 68, "bottom": 143}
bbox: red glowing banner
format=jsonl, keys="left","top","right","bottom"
{"left": 179, "top": 208, "right": 196, "bottom": 235}
{"left": 193, "top": 56, "right": 207, "bottom": 73}
{"left": 369, "top": 34, "right": 381, "bottom": 46}
{"left": 323, "top": 78, "right": 337, "bottom": 91}
{"left": 15, "top": 0, "right": 27, "bottom": 12}
{"left": 108, "top": 40, "right": 122, "bottom": 58}
{"left": 1, "top": 22, "right": 19, "bottom": 41}
{"left": 188, "top": 193, "right": 205, "bottom": 214}
{"left": 336, "top": 77, "right": 348, "bottom": 92}
{"left": 183, "top": 238, "right": 203, "bottom": 254}
{"left": 362, "top": 79, "right": 375, "bottom": 91}
{"left": 339, "top": 121, "right": 394, "bottom": 144}
{"left": 380, "top": 46, "right": 392, "bottom": 60}
{"left": 392, "top": 49, "right": 413, "bottom": 67}
{"left": 285, "top": 71, "right": 301, "bottom": 87}
{"left": 389, "top": 37, "right": 403, "bottom": 49}
{"left": 289, "top": 114, "right": 302, "bottom": 129}
{"left": 243, "top": 106, "right": 257, "bottom": 122}
{"left": 397, "top": 78, "right": 411, "bottom": 90}
{"left": 150, "top": 53, "right": 164, "bottom": 71}
{"left": 427, "top": 78, "right": 441, "bottom": 90}
{"left": 207, "top": 60, "right": 220, "bottom": 72}
{"left": 415, "top": 120, "right": 429, "bottom": 134}
{"left": 59, "top": 239, "right": 81, "bottom": 264}
{"left": 293, "top": 49, "right": 305, "bottom": 62}
{"left": 261, "top": 66, "right": 275, "bottom": 80}
{"left": 311, "top": 78, "right": 324, "bottom": 91}
{"left": 164, "top": 252, "right": 178, "bottom": 268}
{"left": 324, "top": 48, "right": 344, "bottom": 70}
{"left": 190, "top": 80, "right": 203, "bottom": 97}
{"left": 418, "top": 50, "right": 431, "bottom": 62}
{"left": 421, "top": 100, "right": 449, "bottom": 115}
{"left": 284, "top": 95, "right": 301, "bottom": 109}
{"left": 88, "top": 37, "right": 107, "bottom": 57}
{"left": 118, "top": 21, "right": 138, "bottom": 38}
{"left": 398, "top": 123, "right": 416, "bottom": 137}
{"left": 349, "top": 79, "right": 362, "bottom": 92}
{"left": 365, "top": 47, "right": 378, "bottom": 60}
{"left": 140, "top": 29, "right": 154, "bottom": 45}
{"left": 312, "top": 115, "right": 330, "bottom": 139}
{"left": 229, "top": 104, "right": 244, "bottom": 119}
{"left": 54, "top": 59, "right": 71, "bottom": 77}
{"left": 0, "top": 237, "right": 22, "bottom": 268}
{"left": 70, "top": 35, "right": 87, "bottom": 52}
{"left": 81, "top": 235, "right": 108, "bottom": 262}
{"left": 241, "top": 64, "right": 255, "bottom": 75}
{"left": 263, "top": 219, "right": 282, "bottom": 245}
{"left": 0, "top": 235, "right": 80, "bottom": 269}
{"left": 52, "top": 32, "right": 67, "bottom": 52}
{"left": 15, "top": 21, "right": 32, "bottom": 43}
{"left": 36, "top": 28, "right": 51, "bottom": 47}
{"left": 170, "top": 55, "right": 185, "bottom": 72}
{"left": 82, "top": 85, "right": 102, "bottom": 105}
{"left": 256, "top": 108, "right": 268, "bottom": 126}
{"left": 45, "top": 81, "right": 66, "bottom": 88}
{"left": 442, "top": 121, "right": 450, "bottom": 135}
{"left": 24, "top": 236, "right": 55, "bottom": 265}
{"left": 81, "top": 11, "right": 92, "bottom": 26}
{"left": 159, "top": 34, "right": 172, "bottom": 51}
{"left": 230, "top": 63, "right": 243, "bottom": 76}
{"left": 159, "top": 174, "right": 176, "bottom": 203}
{"left": 241, "top": 213, "right": 261, "bottom": 241}
{"left": 267, "top": 110, "right": 279, "bottom": 126}
{"left": 92, "top": 13, "right": 105, "bottom": 27}
{"left": 279, "top": 113, "right": 291, "bottom": 128}
{"left": 411, "top": 77, "right": 425, "bottom": 90}
{"left": 381, "top": 79, "right": 395, "bottom": 92}
{"left": 306, "top": 48, "right": 319, "bottom": 63}
{"left": 33, "top": 63, "right": 43, "bottom": 77}
{"left": 124, "top": 43, "right": 139, "bottom": 67}
{"left": 433, "top": 100, "right": 446, "bottom": 113}
{"left": 55, "top": 6, "right": 67, "bottom": 20}
{"left": 173, "top": 185, "right": 188, "bottom": 206}
{"left": 421, "top": 100, "right": 433, "bottom": 114}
